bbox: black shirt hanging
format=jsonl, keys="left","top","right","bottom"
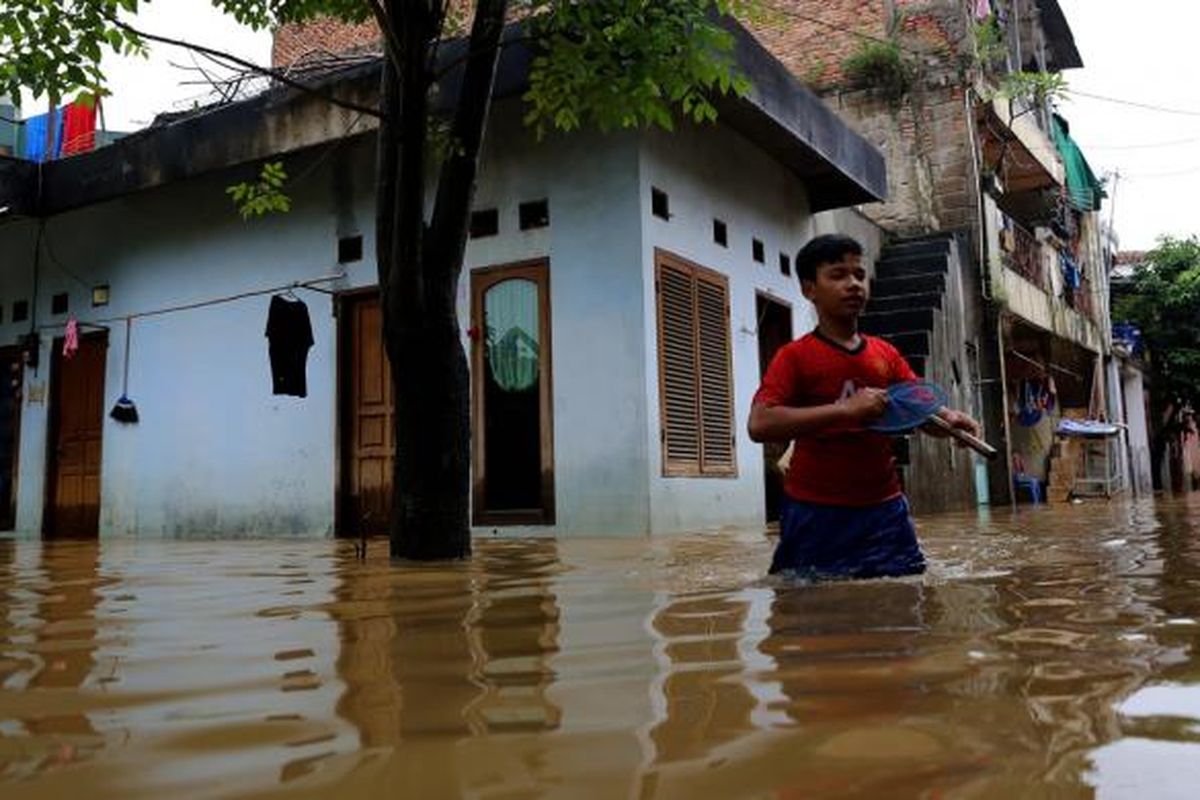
{"left": 265, "top": 294, "right": 314, "bottom": 397}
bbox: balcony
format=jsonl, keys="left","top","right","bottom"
{"left": 977, "top": 95, "right": 1065, "bottom": 194}
{"left": 1000, "top": 220, "right": 1044, "bottom": 289}
{"left": 996, "top": 214, "right": 1102, "bottom": 354}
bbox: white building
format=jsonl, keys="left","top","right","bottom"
{"left": 0, "top": 23, "right": 886, "bottom": 539}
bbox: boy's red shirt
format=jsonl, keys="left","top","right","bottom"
{"left": 754, "top": 331, "right": 917, "bottom": 507}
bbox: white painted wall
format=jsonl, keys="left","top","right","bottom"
{"left": 637, "top": 122, "right": 821, "bottom": 534}
{"left": 1121, "top": 362, "right": 1154, "bottom": 495}
{"left": 1, "top": 150, "right": 368, "bottom": 536}
{"left": 0, "top": 100, "right": 655, "bottom": 538}
{"left": 0, "top": 100, "right": 856, "bottom": 539}
{"left": 461, "top": 106, "right": 649, "bottom": 537}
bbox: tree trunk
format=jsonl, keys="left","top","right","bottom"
{"left": 379, "top": 0, "right": 509, "bottom": 560}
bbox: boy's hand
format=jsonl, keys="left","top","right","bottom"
{"left": 924, "top": 409, "right": 982, "bottom": 442}
{"left": 842, "top": 387, "right": 889, "bottom": 422}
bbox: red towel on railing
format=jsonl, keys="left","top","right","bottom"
{"left": 60, "top": 101, "right": 97, "bottom": 156}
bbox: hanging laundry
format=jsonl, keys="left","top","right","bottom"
{"left": 63, "top": 318, "right": 80, "bottom": 360}
{"left": 1016, "top": 379, "right": 1043, "bottom": 427}
{"left": 1060, "top": 252, "right": 1082, "bottom": 291}
{"left": 265, "top": 294, "right": 314, "bottom": 397}
{"left": 21, "top": 109, "right": 63, "bottom": 163}
{"left": 60, "top": 101, "right": 98, "bottom": 156}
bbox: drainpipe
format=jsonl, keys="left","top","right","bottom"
{"left": 966, "top": 85, "right": 1014, "bottom": 505}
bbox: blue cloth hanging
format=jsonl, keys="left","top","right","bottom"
{"left": 1060, "top": 252, "right": 1082, "bottom": 291}
{"left": 20, "top": 110, "right": 63, "bottom": 162}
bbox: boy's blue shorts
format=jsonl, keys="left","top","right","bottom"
{"left": 769, "top": 494, "right": 926, "bottom": 579}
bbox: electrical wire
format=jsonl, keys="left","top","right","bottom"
{"left": 1069, "top": 90, "right": 1200, "bottom": 118}
{"left": 1078, "top": 135, "right": 1200, "bottom": 151}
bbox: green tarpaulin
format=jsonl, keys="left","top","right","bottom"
{"left": 1052, "top": 114, "right": 1106, "bottom": 211}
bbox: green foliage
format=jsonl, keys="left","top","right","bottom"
{"left": 1115, "top": 237, "right": 1200, "bottom": 431}
{"left": 842, "top": 39, "right": 913, "bottom": 103}
{"left": 971, "top": 14, "right": 1007, "bottom": 73}
{"left": 521, "top": 0, "right": 753, "bottom": 136}
{"left": 0, "top": 0, "right": 144, "bottom": 103}
{"left": 994, "top": 70, "right": 1068, "bottom": 109}
{"left": 0, "top": 0, "right": 368, "bottom": 104}
{"left": 226, "top": 161, "right": 291, "bottom": 220}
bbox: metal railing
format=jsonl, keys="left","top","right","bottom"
{"left": 1002, "top": 221, "right": 1044, "bottom": 289}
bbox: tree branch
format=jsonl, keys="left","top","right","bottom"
{"left": 364, "top": 0, "right": 404, "bottom": 69}
{"left": 107, "top": 16, "right": 385, "bottom": 120}
{"left": 427, "top": 0, "right": 509, "bottom": 294}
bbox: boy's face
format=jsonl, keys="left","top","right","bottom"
{"left": 801, "top": 253, "right": 868, "bottom": 321}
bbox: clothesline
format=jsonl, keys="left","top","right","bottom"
{"left": 36, "top": 272, "right": 347, "bottom": 333}
{"left": 1006, "top": 348, "right": 1084, "bottom": 381}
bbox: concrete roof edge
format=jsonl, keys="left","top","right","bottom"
{"left": 10, "top": 17, "right": 884, "bottom": 216}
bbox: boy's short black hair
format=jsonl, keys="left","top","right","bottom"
{"left": 795, "top": 234, "right": 864, "bottom": 282}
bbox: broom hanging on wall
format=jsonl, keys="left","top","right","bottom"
{"left": 110, "top": 317, "right": 139, "bottom": 423}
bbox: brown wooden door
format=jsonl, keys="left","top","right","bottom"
{"left": 340, "top": 294, "right": 394, "bottom": 537}
{"left": 45, "top": 333, "right": 107, "bottom": 538}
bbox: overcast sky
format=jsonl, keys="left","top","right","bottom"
{"left": 1056, "top": 0, "right": 1199, "bottom": 251}
{"left": 19, "top": 0, "right": 1193, "bottom": 251}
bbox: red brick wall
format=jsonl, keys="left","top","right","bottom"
{"left": 751, "top": 1, "right": 977, "bottom": 235}
{"left": 746, "top": 1, "right": 890, "bottom": 91}
{"left": 271, "top": 4, "right": 979, "bottom": 235}
{"left": 272, "top": 18, "right": 380, "bottom": 68}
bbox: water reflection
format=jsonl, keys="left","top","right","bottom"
{"left": 7, "top": 542, "right": 106, "bottom": 777}
{"left": 0, "top": 498, "right": 1198, "bottom": 798}
{"left": 328, "top": 540, "right": 563, "bottom": 795}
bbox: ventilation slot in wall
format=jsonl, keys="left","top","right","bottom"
{"left": 470, "top": 208, "right": 499, "bottom": 238}
{"left": 519, "top": 199, "right": 550, "bottom": 230}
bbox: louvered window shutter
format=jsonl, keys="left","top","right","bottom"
{"left": 695, "top": 273, "right": 735, "bottom": 474}
{"left": 655, "top": 252, "right": 736, "bottom": 477}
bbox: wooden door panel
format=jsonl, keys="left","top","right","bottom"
{"left": 46, "top": 335, "right": 106, "bottom": 538}
{"left": 341, "top": 295, "right": 394, "bottom": 536}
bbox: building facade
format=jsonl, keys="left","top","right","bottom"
{"left": 0, "top": 23, "right": 887, "bottom": 538}
{"left": 755, "top": 0, "right": 1130, "bottom": 507}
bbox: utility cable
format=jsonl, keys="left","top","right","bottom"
{"left": 1069, "top": 90, "right": 1200, "bottom": 118}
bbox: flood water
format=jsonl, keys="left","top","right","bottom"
{"left": 3, "top": 498, "right": 1200, "bottom": 798}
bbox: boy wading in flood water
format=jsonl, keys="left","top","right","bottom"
{"left": 748, "top": 235, "right": 981, "bottom": 579}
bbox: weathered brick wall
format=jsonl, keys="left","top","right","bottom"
{"left": 753, "top": 1, "right": 977, "bottom": 236}
{"left": 272, "top": 18, "right": 381, "bottom": 68}
{"left": 747, "top": 1, "right": 890, "bottom": 90}
{"left": 272, "top": 3, "right": 980, "bottom": 237}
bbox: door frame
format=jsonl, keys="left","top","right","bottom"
{"left": 0, "top": 345, "right": 23, "bottom": 531}
{"left": 43, "top": 329, "right": 108, "bottom": 538}
{"left": 336, "top": 287, "right": 384, "bottom": 538}
{"left": 754, "top": 292, "right": 794, "bottom": 524}
{"left": 470, "top": 259, "right": 555, "bottom": 526}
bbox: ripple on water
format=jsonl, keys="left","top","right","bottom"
{"left": 0, "top": 498, "right": 1198, "bottom": 798}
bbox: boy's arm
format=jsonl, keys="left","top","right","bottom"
{"left": 921, "top": 407, "right": 982, "bottom": 439}
{"left": 748, "top": 389, "right": 888, "bottom": 443}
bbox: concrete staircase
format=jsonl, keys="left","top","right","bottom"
{"left": 857, "top": 233, "right": 977, "bottom": 512}
{"left": 859, "top": 234, "right": 957, "bottom": 379}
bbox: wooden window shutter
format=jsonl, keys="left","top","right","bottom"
{"left": 658, "top": 259, "right": 701, "bottom": 473}
{"left": 695, "top": 272, "right": 735, "bottom": 474}
{"left": 655, "top": 250, "right": 736, "bottom": 477}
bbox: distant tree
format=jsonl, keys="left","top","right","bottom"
{"left": 1115, "top": 236, "right": 1200, "bottom": 488}
{"left": 1, "top": 0, "right": 751, "bottom": 559}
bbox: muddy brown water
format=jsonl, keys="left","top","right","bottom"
{"left": 3, "top": 498, "right": 1200, "bottom": 798}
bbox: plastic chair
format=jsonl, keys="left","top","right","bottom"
{"left": 1014, "top": 473, "right": 1043, "bottom": 504}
